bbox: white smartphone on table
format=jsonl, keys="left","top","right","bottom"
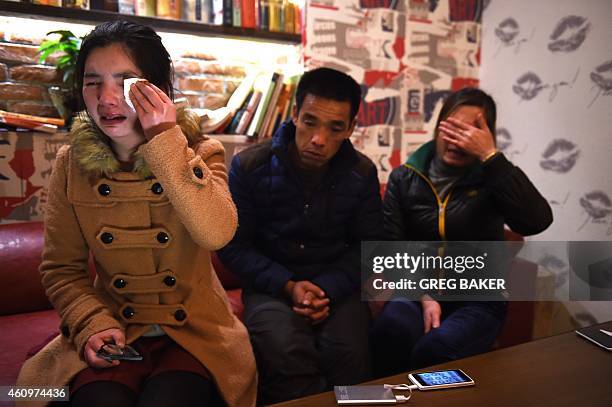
{"left": 408, "top": 369, "right": 475, "bottom": 390}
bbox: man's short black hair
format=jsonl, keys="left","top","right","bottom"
{"left": 295, "top": 67, "right": 362, "bottom": 122}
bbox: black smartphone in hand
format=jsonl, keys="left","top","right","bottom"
{"left": 96, "top": 343, "right": 143, "bottom": 362}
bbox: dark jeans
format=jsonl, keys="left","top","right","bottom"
{"left": 243, "top": 290, "right": 371, "bottom": 404}
{"left": 370, "top": 299, "right": 507, "bottom": 377}
{"left": 69, "top": 371, "right": 220, "bottom": 407}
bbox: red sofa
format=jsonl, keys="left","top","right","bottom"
{"left": 0, "top": 222, "right": 538, "bottom": 387}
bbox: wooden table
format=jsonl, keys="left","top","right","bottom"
{"left": 271, "top": 322, "right": 612, "bottom": 407}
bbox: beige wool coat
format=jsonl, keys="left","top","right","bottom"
{"left": 17, "top": 109, "right": 257, "bottom": 407}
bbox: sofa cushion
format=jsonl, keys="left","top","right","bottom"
{"left": 0, "top": 309, "right": 60, "bottom": 386}
{"left": 0, "top": 222, "right": 51, "bottom": 315}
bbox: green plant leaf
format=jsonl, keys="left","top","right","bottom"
{"left": 38, "top": 29, "right": 81, "bottom": 88}
{"left": 57, "top": 55, "right": 72, "bottom": 66}
{"left": 38, "top": 41, "right": 58, "bottom": 52}
{"left": 39, "top": 48, "right": 57, "bottom": 63}
{"left": 46, "top": 30, "right": 78, "bottom": 42}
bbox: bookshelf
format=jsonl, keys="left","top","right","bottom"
{"left": 0, "top": 0, "right": 302, "bottom": 44}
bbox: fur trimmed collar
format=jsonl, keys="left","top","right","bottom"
{"left": 70, "top": 107, "right": 202, "bottom": 179}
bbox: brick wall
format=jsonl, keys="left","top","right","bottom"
{"left": 0, "top": 34, "right": 63, "bottom": 118}
{"left": 172, "top": 54, "right": 247, "bottom": 110}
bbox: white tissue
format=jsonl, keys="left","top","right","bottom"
{"left": 124, "top": 78, "right": 145, "bottom": 111}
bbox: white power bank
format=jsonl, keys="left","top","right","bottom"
{"left": 334, "top": 385, "right": 397, "bottom": 405}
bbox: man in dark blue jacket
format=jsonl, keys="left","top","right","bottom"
{"left": 218, "top": 68, "right": 382, "bottom": 403}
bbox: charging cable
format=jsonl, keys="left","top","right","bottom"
{"left": 384, "top": 384, "right": 418, "bottom": 403}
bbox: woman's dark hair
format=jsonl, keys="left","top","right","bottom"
{"left": 74, "top": 20, "right": 173, "bottom": 109}
{"left": 295, "top": 67, "right": 362, "bottom": 122}
{"left": 435, "top": 87, "right": 497, "bottom": 141}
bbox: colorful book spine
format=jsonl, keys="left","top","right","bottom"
{"left": 223, "top": 0, "right": 233, "bottom": 25}
{"left": 284, "top": 1, "right": 295, "bottom": 34}
{"left": 157, "top": 0, "right": 181, "bottom": 19}
{"left": 233, "top": 0, "right": 242, "bottom": 26}
{"left": 236, "top": 91, "right": 262, "bottom": 135}
{"left": 241, "top": 0, "right": 256, "bottom": 28}
{"left": 182, "top": 0, "right": 206, "bottom": 22}
{"left": 268, "top": 0, "right": 281, "bottom": 32}
{"left": 247, "top": 72, "right": 275, "bottom": 136}
{"left": 259, "top": 0, "right": 269, "bottom": 31}
{"left": 227, "top": 90, "right": 252, "bottom": 133}
{"left": 135, "top": 0, "right": 156, "bottom": 16}
{"left": 227, "top": 72, "right": 257, "bottom": 113}
{"left": 212, "top": 0, "right": 224, "bottom": 25}
{"left": 259, "top": 72, "right": 283, "bottom": 138}
{"left": 118, "top": 0, "right": 135, "bottom": 14}
{"left": 62, "top": 0, "right": 89, "bottom": 9}
{"left": 294, "top": 3, "right": 302, "bottom": 34}
{"left": 254, "top": 0, "right": 260, "bottom": 27}
{"left": 262, "top": 105, "right": 279, "bottom": 138}
{"left": 281, "top": 85, "right": 293, "bottom": 122}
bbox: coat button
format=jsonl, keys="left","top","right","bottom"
{"left": 157, "top": 232, "right": 169, "bottom": 244}
{"left": 98, "top": 184, "right": 111, "bottom": 196}
{"left": 163, "top": 276, "right": 176, "bottom": 287}
{"left": 101, "top": 232, "right": 114, "bottom": 244}
{"left": 174, "top": 309, "right": 187, "bottom": 321}
{"left": 151, "top": 183, "right": 163, "bottom": 195}
{"left": 193, "top": 167, "right": 203, "bottom": 179}
{"left": 299, "top": 243, "right": 305, "bottom": 249}
{"left": 114, "top": 279, "right": 127, "bottom": 289}
{"left": 122, "top": 306, "right": 135, "bottom": 319}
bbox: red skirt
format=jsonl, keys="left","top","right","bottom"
{"left": 71, "top": 336, "right": 210, "bottom": 395}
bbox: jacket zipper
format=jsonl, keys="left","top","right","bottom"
{"left": 403, "top": 164, "right": 453, "bottom": 241}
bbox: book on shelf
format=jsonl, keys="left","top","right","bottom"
{"left": 294, "top": 3, "right": 302, "bottom": 34}
{"left": 212, "top": 0, "right": 224, "bottom": 25}
{"left": 222, "top": 0, "right": 233, "bottom": 26}
{"left": 0, "top": 110, "right": 64, "bottom": 133}
{"left": 284, "top": 1, "right": 295, "bottom": 34}
{"left": 285, "top": 73, "right": 301, "bottom": 117}
{"left": 268, "top": 0, "right": 281, "bottom": 32}
{"left": 226, "top": 71, "right": 258, "bottom": 113}
{"left": 232, "top": 0, "right": 242, "bottom": 26}
{"left": 259, "top": 0, "right": 270, "bottom": 31}
{"left": 157, "top": 0, "right": 181, "bottom": 19}
{"left": 50, "top": 0, "right": 302, "bottom": 30}
{"left": 235, "top": 90, "right": 262, "bottom": 135}
{"left": 0, "top": 110, "right": 65, "bottom": 127}
{"left": 89, "top": 0, "right": 118, "bottom": 11}
{"left": 263, "top": 74, "right": 299, "bottom": 138}
{"left": 182, "top": 0, "right": 210, "bottom": 23}
{"left": 226, "top": 95, "right": 249, "bottom": 133}
{"left": 258, "top": 71, "right": 284, "bottom": 138}
{"left": 62, "top": 0, "right": 88, "bottom": 8}
{"left": 261, "top": 105, "right": 278, "bottom": 138}
{"left": 265, "top": 82, "right": 291, "bottom": 137}
{"left": 118, "top": 0, "right": 135, "bottom": 14}
{"left": 246, "top": 71, "right": 279, "bottom": 137}
{"left": 241, "top": 0, "right": 256, "bottom": 28}
{"left": 135, "top": 0, "right": 156, "bottom": 16}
